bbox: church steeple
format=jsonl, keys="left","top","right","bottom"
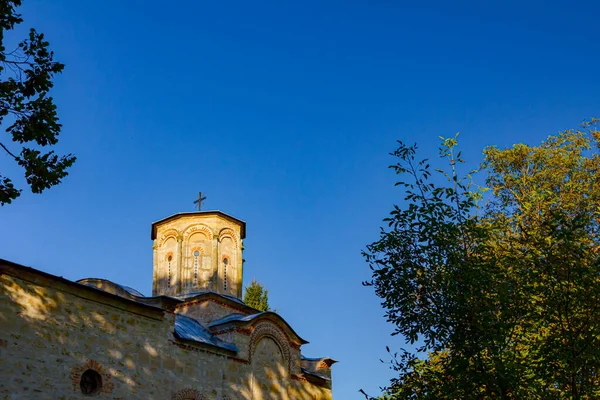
{"left": 150, "top": 211, "right": 245, "bottom": 298}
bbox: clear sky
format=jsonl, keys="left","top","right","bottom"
{"left": 1, "top": 0, "right": 599, "bottom": 398}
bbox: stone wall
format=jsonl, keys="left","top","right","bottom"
{"left": 0, "top": 264, "right": 332, "bottom": 399}
{"left": 176, "top": 298, "right": 248, "bottom": 326}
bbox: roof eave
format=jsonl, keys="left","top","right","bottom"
{"left": 173, "top": 332, "right": 239, "bottom": 355}
{"left": 209, "top": 312, "right": 309, "bottom": 345}
{"left": 0, "top": 259, "right": 166, "bottom": 319}
{"left": 150, "top": 210, "right": 246, "bottom": 240}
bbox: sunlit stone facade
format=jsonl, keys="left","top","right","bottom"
{"left": 0, "top": 210, "right": 335, "bottom": 399}
{"left": 151, "top": 212, "right": 245, "bottom": 298}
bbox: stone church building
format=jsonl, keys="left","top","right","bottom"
{"left": 0, "top": 210, "right": 335, "bottom": 399}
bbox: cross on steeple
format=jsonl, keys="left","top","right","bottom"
{"left": 193, "top": 192, "right": 207, "bottom": 211}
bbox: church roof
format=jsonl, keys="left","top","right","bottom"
{"left": 0, "top": 259, "right": 166, "bottom": 320}
{"left": 208, "top": 312, "right": 309, "bottom": 345}
{"left": 78, "top": 278, "right": 145, "bottom": 298}
{"left": 301, "top": 368, "right": 332, "bottom": 382}
{"left": 1, "top": 258, "right": 337, "bottom": 387}
{"left": 150, "top": 210, "right": 246, "bottom": 239}
{"left": 207, "top": 312, "right": 259, "bottom": 326}
{"left": 117, "top": 284, "right": 144, "bottom": 297}
{"left": 301, "top": 355, "right": 339, "bottom": 364}
{"left": 77, "top": 279, "right": 309, "bottom": 351}
{"left": 175, "top": 290, "right": 247, "bottom": 306}
{"left": 77, "top": 279, "right": 260, "bottom": 315}
{"left": 174, "top": 314, "right": 239, "bottom": 353}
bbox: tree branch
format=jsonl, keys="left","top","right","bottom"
{"left": 0, "top": 141, "right": 18, "bottom": 160}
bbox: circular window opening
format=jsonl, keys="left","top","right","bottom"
{"left": 80, "top": 369, "right": 102, "bottom": 395}
{"left": 167, "top": 255, "right": 173, "bottom": 262}
{"left": 193, "top": 250, "right": 200, "bottom": 257}
{"left": 223, "top": 258, "right": 229, "bottom": 265}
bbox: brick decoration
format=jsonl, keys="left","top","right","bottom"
{"left": 237, "top": 327, "right": 253, "bottom": 336}
{"left": 227, "top": 355, "right": 250, "bottom": 364}
{"left": 183, "top": 224, "right": 213, "bottom": 241}
{"left": 291, "top": 374, "right": 308, "bottom": 382}
{"left": 218, "top": 228, "right": 239, "bottom": 248}
{"left": 190, "top": 246, "right": 204, "bottom": 255}
{"left": 317, "top": 361, "right": 331, "bottom": 370}
{"left": 249, "top": 322, "right": 292, "bottom": 373}
{"left": 69, "top": 359, "right": 114, "bottom": 395}
{"left": 172, "top": 388, "right": 206, "bottom": 400}
{"left": 258, "top": 315, "right": 302, "bottom": 349}
{"left": 159, "top": 230, "right": 180, "bottom": 247}
{"left": 290, "top": 341, "right": 301, "bottom": 350}
{"left": 212, "top": 327, "right": 253, "bottom": 336}
{"left": 211, "top": 314, "right": 303, "bottom": 351}
{"left": 261, "top": 315, "right": 302, "bottom": 349}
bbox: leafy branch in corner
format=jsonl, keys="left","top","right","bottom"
{"left": 0, "top": 0, "right": 76, "bottom": 205}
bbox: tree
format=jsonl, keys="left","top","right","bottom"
{"left": 363, "top": 119, "right": 600, "bottom": 399}
{"left": 0, "top": 0, "right": 75, "bottom": 205}
{"left": 243, "top": 279, "right": 271, "bottom": 312}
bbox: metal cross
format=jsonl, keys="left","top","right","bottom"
{"left": 193, "top": 192, "right": 207, "bottom": 211}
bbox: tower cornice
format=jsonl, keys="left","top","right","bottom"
{"left": 151, "top": 210, "right": 246, "bottom": 240}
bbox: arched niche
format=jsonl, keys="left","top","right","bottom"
{"left": 183, "top": 231, "right": 212, "bottom": 291}
{"left": 251, "top": 336, "right": 288, "bottom": 399}
{"left": 219, "top": 236, "right": 237, "bottom": 295}
{"left": 158, "top": 229, "right": 179, "bottom": 247}
{"left": 159, "top": 236, "right": 177, "bottom": 291}
{"left": 249, "top": 322, "right": 292, "bottom": 374}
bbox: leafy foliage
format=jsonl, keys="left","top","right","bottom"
{"left": 0, "top": 0, "right": 75, "bottom": 205}
{"left": 364, "top": 119, "right": 600, "bottom": 399}
{"left": 243, "top": 279, "right": 271, "bottom": 312}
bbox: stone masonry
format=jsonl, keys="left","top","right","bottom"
{"left": 0, "top": 210, "right": 335, "bottom": 399}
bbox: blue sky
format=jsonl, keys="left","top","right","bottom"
{"left": 1, "top": 0, "right": 599, "bottom": 398}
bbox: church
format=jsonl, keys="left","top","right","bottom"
{"left": 0, "top": 210, "right": 335, "bottom": 399}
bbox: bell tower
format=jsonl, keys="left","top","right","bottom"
{"left": 150, "top": 211, "right": 246, "bottom": 298}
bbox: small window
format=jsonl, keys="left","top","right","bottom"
{"left": 223, "top": 258, "right": 229, "bottom": 291}
{"left": 80, "top": 369, "right": 102, "bottom": 395}
{"left": 167, "top": 255, "right": 173, "bottom": 287}
{"left": 193, "top": 250, "right": 200, "bottom": 285}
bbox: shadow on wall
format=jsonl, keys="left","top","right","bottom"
{"left": 0, "top": 273, "right": 328, "bottom": 399}
{"left": 152, "top": 271, "right": 220, "bottom": 297}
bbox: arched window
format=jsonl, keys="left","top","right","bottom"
{"left": 223, "top": 257, "right": 229, "bottom": 291}
{"left": 193, "top": 250, "right": 200, "bottom": 286}
{"left": 80, "top": 369, "right": 102, "bottom": 395}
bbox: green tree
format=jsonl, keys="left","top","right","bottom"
{"left": 0, "top": 0, "right": 75, "bottom": 205}
{"left": 243, "top": 279, "right": 271, "bottom": 312}
{"left": 364, "top": 119, "right": 600, "bottom": 399}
